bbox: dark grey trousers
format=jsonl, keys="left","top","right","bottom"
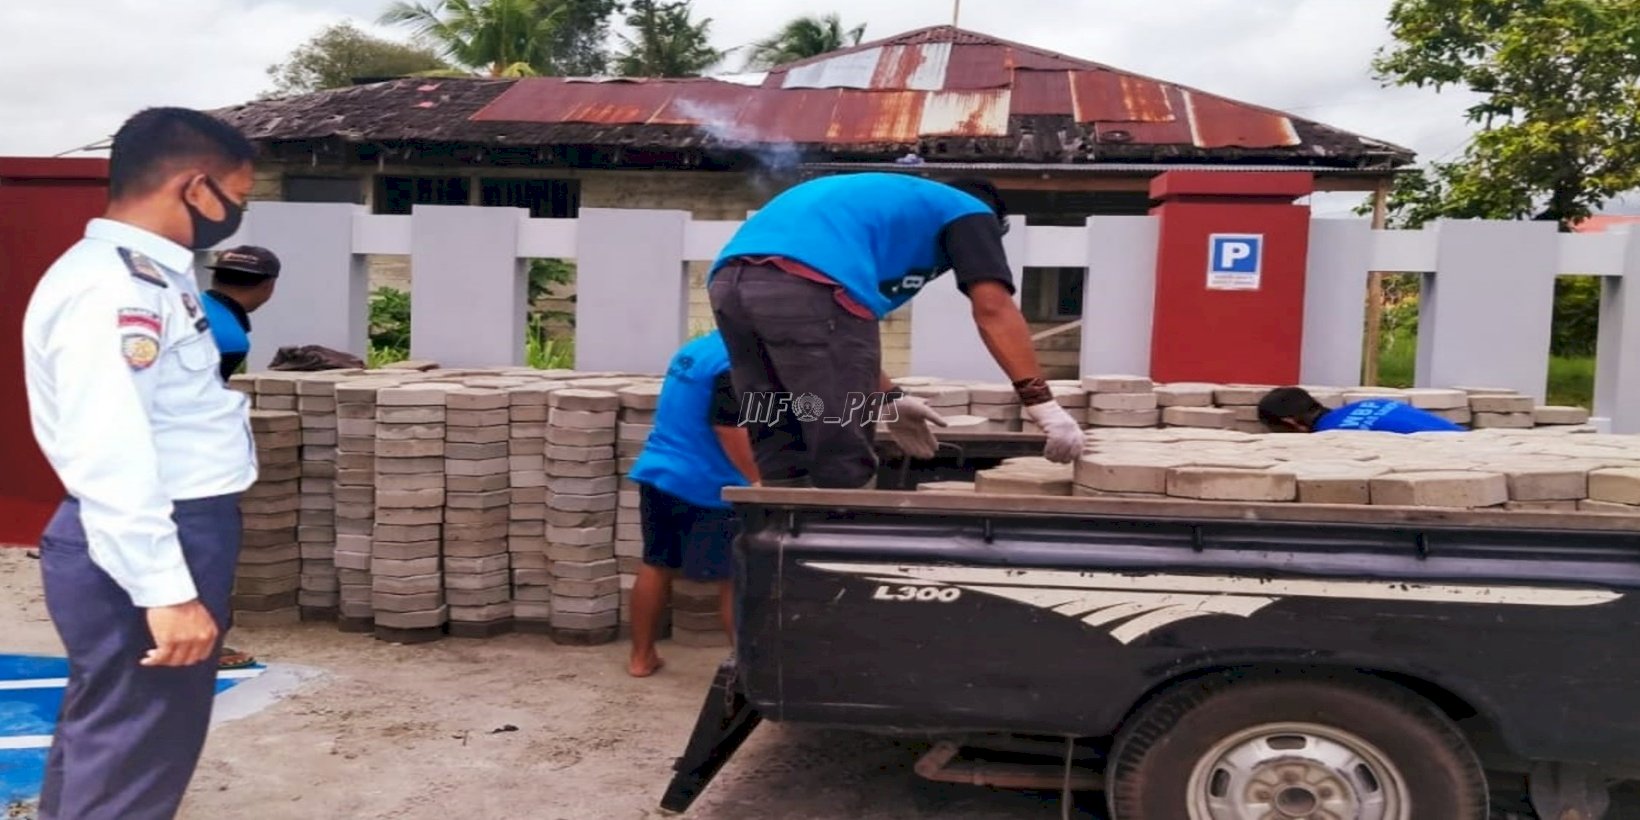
{"left": 709, "top": 262, "right": 882, "bottom": 489}
{"left": 37, "top": 493, "right": 242, "bottom": 820}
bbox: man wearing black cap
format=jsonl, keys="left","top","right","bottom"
{"left": 202, "top": 244, "right": 279, "bottom": 380}
{"left": 202, "top": 245, "right": 279, "bottom": 672}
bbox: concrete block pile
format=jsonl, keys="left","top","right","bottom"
{"left": 296, "top": 375, "right": 342, "bottom": 620}
{"left": 232, "top": 364, "right": 1613, "bottom": 647}
{"left": 372, "top": 384, "right": 452, "bottom": 643}
{"left": 545, "top": 388, "right": 624, "bottom": 644}
{"left": 444, "top": 388, "right": 514, "bottom": 638}
{"left": 507, "top": 381, "right": 552, "bottom": 633}
{"left": 237, "top": 410, "right": 301, "bottom": 626}
{"left": 616, "top": 384, "right": 660, "bottom": 635}
{"left": 962, "top": 424, "right": 1640, "bottom": 513}
{"left": 332, "top": 379, "right": 384, "bottom": 631}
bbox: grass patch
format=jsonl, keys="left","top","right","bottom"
{"left": 1376, "top": 326, "right": 1594, "bottom": 409}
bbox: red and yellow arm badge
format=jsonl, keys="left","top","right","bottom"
{"left": 118, "top": 308, "right": 162, "bottom": 371}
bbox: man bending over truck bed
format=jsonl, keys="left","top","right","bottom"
{"left": 707, "top": 172, "right": 1086, "bottom": 490}
{"left": 626, "top": 331, "right": 761, "bottom": 677}
{"left": 1259, "top": 386, "right": 1465, "bottom": 434}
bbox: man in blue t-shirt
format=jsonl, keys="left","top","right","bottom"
{"left": 707, "top": 173, "right": 1086, "bottom": 490}
{"left": 1258, "top": 386, "right": 1466, "bottom": 434}
{"left": 201, "top": 245, "right": 280, "bottom": 381}
{"left": 626, "top": 331, "right": 760, "bottom": 677}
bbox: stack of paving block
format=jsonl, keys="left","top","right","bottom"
{"left": 1049, "top": 383, "right": 1089, "bottom": 425}
{"left": 974, "top": 455, "right": 1076, "bottom": 495}
{"left": 1155, "top": 383, "right": 1232, "bottom": 429}
{"left": 1083, "top": 375, "right": 1160, "bottom": 428}
{"left": 295, "top": 375, "right": 344, "bottom": 620}
{"left": 973, "top": 426, "right": 1640, "bottom": 513}
{"left": 371, "top": 384, "right": 451, "bottom": 643}
{"left": 237, "top": 410, "right": 302, "bottom": 626}
{"left": 670, "top": 578, "right": 729, "bottom": 647}
{"left": 545, "top": 389, "right": 622, "bottom": 645}
{"left": 1205, "top": 385, "right": 1270, "bottom": 434}
{"left": 615, "top": 383, "right": 661, "bottom": 635}
{"left": 1466, "top": 390, "right": 1537, "bottom": 429}
{"left": 333, "top": 378, "right": 390, "bottom": 631}
{"left": 507, "top": 383, "right": 554, "bottom": 632}
{"left": 444, "top": 388, "right": 515, "bottom": 638}
{"left": 966, "top": 383, "right": 1022, "bottom": 432}
{"left": 906, "top": 384, "right": 971, "bottom": 422}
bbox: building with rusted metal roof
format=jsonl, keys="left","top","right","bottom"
{"left": 215, "top": 24, "right": 1415, "bottom": 376}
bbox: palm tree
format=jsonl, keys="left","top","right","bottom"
{"left": 379, "top": 0, "right": 565, "bottom": 77}
{"left": 743, "top": 14, "right": 865, "bottom": 71}
{"left": 613, "top": 0, "right": 724, "bottom": 78}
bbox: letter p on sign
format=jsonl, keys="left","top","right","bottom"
{"left": 1206, "top": 233, "right": 1263, "bottom": 290}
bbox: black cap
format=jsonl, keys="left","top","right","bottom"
{"left": 207, "top": 245, "right": 280, "bottom": 279}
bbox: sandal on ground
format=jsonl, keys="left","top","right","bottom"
{"left": 218, "top": 646, "right": 257, "bottom": 669}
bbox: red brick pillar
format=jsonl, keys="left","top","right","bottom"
{"left": 1147, "top": 170, "right": 1314, "bottom": 385}
{"left": 0, "top": 158, "right": 108, "bottom": 545}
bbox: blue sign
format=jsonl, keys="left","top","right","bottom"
{"left": 1, "top": 653, "right": 265, "bottom": 815}
{"left": 1207, "top": 233, "right": 1264, "bottom": 290}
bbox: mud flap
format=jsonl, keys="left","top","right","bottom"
{"left": 659, "top": 654, "right": 763, "bottom": 813}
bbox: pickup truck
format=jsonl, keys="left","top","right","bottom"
{"left": 659, "top": 451, "right": 1640, "bottom": 820}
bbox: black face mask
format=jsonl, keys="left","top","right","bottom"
{"left": 184, "top": 176, "right": 244, "bottom": 251}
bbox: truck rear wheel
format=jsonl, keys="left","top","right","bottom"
{"left": 1105, "top": 673, "right": 1488, "bottom": 820}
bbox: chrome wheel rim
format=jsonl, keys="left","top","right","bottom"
{"left": 1185, "top": 722, "right": 1408, "bottom": 820}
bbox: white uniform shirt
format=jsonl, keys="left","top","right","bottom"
{"left": 23, "top": 218, "right": 258, "bottom": 608}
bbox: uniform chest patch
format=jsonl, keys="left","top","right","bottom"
{"left": 117, "top": 307, "right": 162, "bottom": 336}
{"left": 122, "top": 333, "right": 160, "bottom": 370}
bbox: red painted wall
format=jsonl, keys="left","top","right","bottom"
{"left": 1147, "top": 171, "right": 1314, "bottom": 385}
{"left": 0, "top": 158, "right": 109, "bottom": 546}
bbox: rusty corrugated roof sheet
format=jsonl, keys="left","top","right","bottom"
{"left": 220, "top": 25, "right": 1414, "bottom": 169}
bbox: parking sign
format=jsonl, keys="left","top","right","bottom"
{"left": 1206, "top": 234, "right": 1263, "bottom": 290}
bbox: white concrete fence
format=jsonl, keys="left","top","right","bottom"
{"left": 207, "top": 202, "right": 1640, "bottom": 433}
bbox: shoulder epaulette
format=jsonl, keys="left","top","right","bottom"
{"left": 117, "top": 247, "right": 169, "bottom": 289}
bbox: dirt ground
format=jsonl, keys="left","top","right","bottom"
{"left": 0, "top": 549, "right": 1098, "bottom": 820}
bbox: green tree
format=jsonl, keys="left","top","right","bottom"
{"left": 379, "top": 0, "right": 567, "bottom": 77}
{"left": 743, "top": 13, "right": 866, "bottom": 70}
{"left": 539, "top": 0, "right": 623, "bottom": 75}
{"left": 265, "top": 21, "right": 452, "bottom": 95}
{"left": 613, "top": 0, "right": 724, "bottom": 78}
{"left": 1371, "top": 0, "right": 1640, "bottom": 230}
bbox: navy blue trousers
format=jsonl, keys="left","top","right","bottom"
{"left": 36, "top": 494, "right": 242, "bottom": 820}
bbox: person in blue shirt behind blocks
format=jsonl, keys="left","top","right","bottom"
{"left": 707, "top": 173, "right": 1086, "bottom": 491}
{"left": 201, "top": 244, "right": 280, "bottom": 381}
{"left": 1258, "top": 386, "right": 1466, "bottom": 433}
{"left": 626, "top": 330, "right": 760, "bottom": 678}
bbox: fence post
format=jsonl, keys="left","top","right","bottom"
{"left": 1081, "top": 215, "right": 1159, "bottom": 377}
{"left": 1417, "top": 219, "right": 1558, "bottom": 400}
{"left": 222, "top": 201, "right": 370, "bottom": 365}
{"left": 1302, "top": 218, "right": 1373, "bottom": 386}
{"left": 1594, "top": 228, "right": 1640, "bottom": 433}
{"left": 574, "top": 208, "right": 689, "bottom": 372}
{"left": 908, "top": 213, "right": 1027, "bottom": 380}
{"left": 410, "top": 204, "right": 527, "bottom": 367}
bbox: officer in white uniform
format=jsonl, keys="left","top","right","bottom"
{"left": 21, "top": 107, "right": 258, "bottom": 820}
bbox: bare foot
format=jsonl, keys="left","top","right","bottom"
{"left": 628, "top": 652, "right": 665, "bottom": 678}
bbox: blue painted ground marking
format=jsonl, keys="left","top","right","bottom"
{"left": 0, "top": 652, "right": 269, "bottom": 815}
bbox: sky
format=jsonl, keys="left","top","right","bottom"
{"left": 3, "top": 0, "right": 1622, "bottom": 217}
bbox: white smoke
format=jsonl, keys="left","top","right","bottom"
{"left": 672, "top": 95, "right": 802, "bottom": 186}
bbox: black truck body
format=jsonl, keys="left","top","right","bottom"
{"left": 662, "top": 477, "right": 1640, "bottom": 819}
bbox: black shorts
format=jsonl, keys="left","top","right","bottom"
{"left": 638, "top": 482, "right": 738, "bottom": 582}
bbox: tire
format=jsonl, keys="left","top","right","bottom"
{"left": 1105, "top": 672, "right": 1489, "bottom": 820}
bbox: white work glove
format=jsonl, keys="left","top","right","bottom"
{"left": 1023, "top": 400, "right": 1086, "bottom": 463}
{"left": 885, "top": 395, "right": 948, "bottom": 459}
